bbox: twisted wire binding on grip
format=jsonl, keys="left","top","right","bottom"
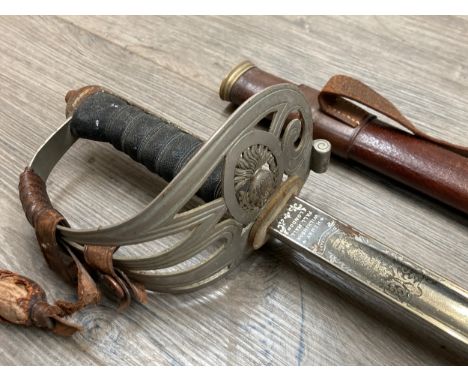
{"left": 70, "top": 92, "right": 223, "bottom": 202}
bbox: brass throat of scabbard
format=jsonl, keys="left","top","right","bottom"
{"left": 219, "top": 61, "right": 256, "bottom": 101}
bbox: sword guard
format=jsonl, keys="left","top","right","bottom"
{"left": 20, "top": 83, "right": 327, "bottom": 297}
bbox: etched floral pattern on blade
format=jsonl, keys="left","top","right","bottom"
{"left": 330, "top": 235, "right": 424, "bottom": 303}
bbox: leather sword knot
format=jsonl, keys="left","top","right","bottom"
{"left": 2, "top": 167, "right": 148, "bottom": 336}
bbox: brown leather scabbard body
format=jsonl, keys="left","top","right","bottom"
{"left": 219, "top": 62, "right": 468, "bottom": 214}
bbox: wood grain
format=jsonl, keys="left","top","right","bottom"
{"left": 0, "top": 16, "right": 466, "bottom": 365}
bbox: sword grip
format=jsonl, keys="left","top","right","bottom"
{"left": 68, "top": 88, "right": 222, "bottom": 202}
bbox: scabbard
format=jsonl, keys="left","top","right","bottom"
{"left": 219, "top": 63, "right": 468, "bottom": 214}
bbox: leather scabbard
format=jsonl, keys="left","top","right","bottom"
{"left": 220, "top": 63, "right": 468, "bottom": 214}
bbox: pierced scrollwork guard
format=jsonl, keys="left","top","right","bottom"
{"left": 56, "top": 84, "right": 313, "bottom": 290}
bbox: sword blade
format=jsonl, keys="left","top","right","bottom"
{"left": 268, "top": 196, "right": 468, "bottom": 355}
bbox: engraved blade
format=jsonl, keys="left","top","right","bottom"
{"left": 268, "top": 196, "right": 468, "bottom": 355}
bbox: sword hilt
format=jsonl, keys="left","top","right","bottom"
{"left": 27, "top": 84, "right": 315, "bottom": 293}
{"left": 66, "top": 87, "right": 222, "bottom": 202}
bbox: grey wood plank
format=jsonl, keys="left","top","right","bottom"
{"left": 0, "top": 16, "right": 466, "bottom": 365}
{"left": 61, "top": 15, "right": 468, "bottom": 143}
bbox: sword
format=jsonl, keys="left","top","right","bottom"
{"left": 4, "top": 83, "right": 468, "bottom": 358}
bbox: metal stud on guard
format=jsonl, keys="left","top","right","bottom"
{"left": 8, "top": 83, "right": 468, "bottom": 358}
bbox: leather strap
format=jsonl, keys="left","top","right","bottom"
{"left": 84, "top": 245, "right": 147, "bottom": 310}
{"left": 318, "top": 75, "right": 468, "bottom": 157}
{"left": 10, "top": 167, "right": 146, "bottom": 335}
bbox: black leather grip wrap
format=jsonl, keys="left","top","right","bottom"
{"left": 70, "top": 91, "right": 222, "bottom": 201}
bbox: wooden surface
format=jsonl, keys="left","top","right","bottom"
{"left": 0, "top": 16, "right": 467, "bottom": 365}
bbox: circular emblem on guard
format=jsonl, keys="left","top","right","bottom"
{"left": 223, "top": 87, "right": 313, "bottom": 225}
{"left": 224, "top": 131, "right": 284, "bottom": 224}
